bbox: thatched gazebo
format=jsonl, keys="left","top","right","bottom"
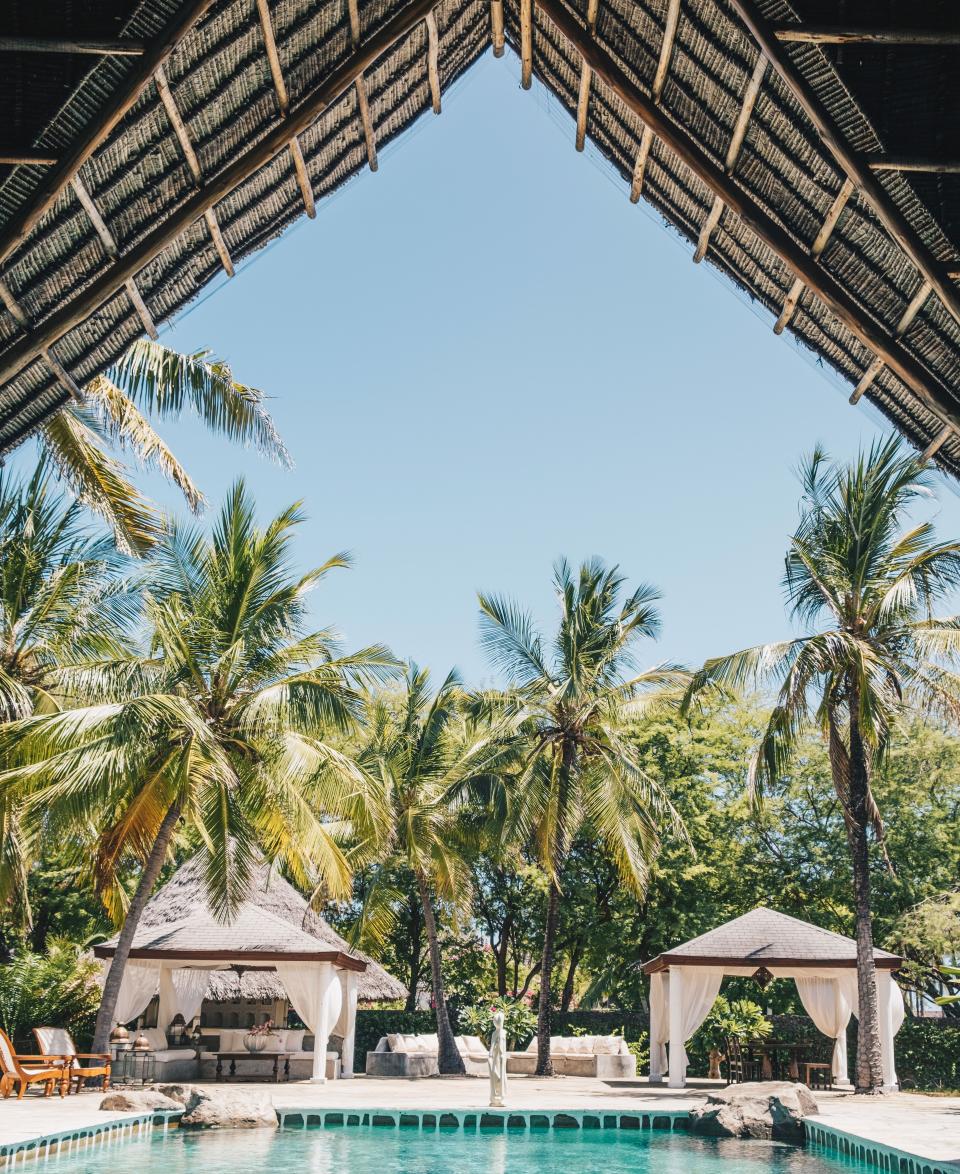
{"left": 642, "top": 907, "right": 905, "bottom": 1091}
{"left": 94, "top": 855, "right": 405, "bottom": 1081}
{"left": 0, "top": 1, "right": 959, "bottom": 472}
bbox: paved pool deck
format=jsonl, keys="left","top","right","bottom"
{"left": 1, "top": 1076, "right": 957, "bottom": 1169}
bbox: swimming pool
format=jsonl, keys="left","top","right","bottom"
{"left": 44, "top": 1123, "right": 871, "bottom": 1173}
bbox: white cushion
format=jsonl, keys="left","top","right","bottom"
{"left": 270, "top": 1029, "right": 288, "bottom": 1051}
{"left": 144, "top": 1029, "right": 167, "bottom": 1052}
{"left": 285, "top": 1029, "right": 305, "bottom": 1052}
{"left": 593, "top": 1036, "right": 621, "bottom": 1055}
{"left": 386, "top": 1033, "right": 404, "bottom": 1053}
{"left": 463, "top": 1036, "right": 486, "bottom": 1054}
{"left": 525, "top": 1037, "right": 538, "bottom": 1053}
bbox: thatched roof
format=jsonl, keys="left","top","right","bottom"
{"left": 643, "top": 907, "right": 902, "bottom": 972}
{"left": 95, "top": 854, "right": 406, "bottom": 1003}
{"left": 0, "top": 1, "right": 959, "bottom": 471}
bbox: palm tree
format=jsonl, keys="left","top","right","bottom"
{"left": 0, "top": 482, "right": 394, "bottom": 1051}
{"left": 0, "top": 463, "right": 133, "bottom": 936}
{"left": 478, "top": 558, "right": 686, "bottom": 1075}
{"left": 40, "top": 340, "right": 288, "bottom": 556}
{"left": 357, "top": 664, "right": 513, "bottom": 1074}
{"left": 683, "top": 437, "right": 960, "bottom": 1093}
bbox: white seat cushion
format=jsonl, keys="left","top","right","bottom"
{"left": 144, "top": 1029, "right": 167, "bottom": 1052}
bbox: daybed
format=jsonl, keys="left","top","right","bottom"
{"left": 506, "top": 1035, "right": 636, "bottom": 1078}
{"left": 133, "top": 1028, "right": 339, "bottom": 1082}
{"left": 365, "top": 1033, "right": 489, "bottom": 1078}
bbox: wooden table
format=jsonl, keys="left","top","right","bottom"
{"left": 214, "top": 1051, "right": 292, "bottom": 1083}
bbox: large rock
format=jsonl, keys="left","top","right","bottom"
{"left": 100, "top": 1089, "right": 184, "bottom": 1113}
{"left": 155, "top": 1084, "right": 278, "bottom": 1130}
{"left": 688, "top": 1081, "right": 819, "bottom": 1143}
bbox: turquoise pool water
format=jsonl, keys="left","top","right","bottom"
{"left": 47, "top": 1126, "right": 871, "bottom": 1173}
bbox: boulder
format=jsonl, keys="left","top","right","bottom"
{"left": 100, "top": 1089, "right": 184, "bottom": 1113}
{"left": 688, "top": 1081, "right": 818, "bottom": 1143}
{"left": 154, "top": 1084, "right": 278, "bottom": 1130}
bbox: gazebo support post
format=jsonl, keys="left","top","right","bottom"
{"left": 338, "top": 970, "right": 358, "bottom": 1079}
{"left": 668, "top": 967, "right": 685, "bottom": 1088}
{"left": 311, "top": 962, "right": 335, "bottom": 1082}
{"left": 876, "top": 970, "right": 898, "bottom": 1091}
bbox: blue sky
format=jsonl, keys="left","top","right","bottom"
{"left": 15, "top": 52, "right": 960, "bottom": 684}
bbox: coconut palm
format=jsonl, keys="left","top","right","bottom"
{"left": 356, "top": 664, "right": 514, "bottom": 1074}
{"left": 683, "top": 437, "right": 960, "bottom": 1093}
{"left": 478, "top": 558, "right": 686, "bottom": 1075}
{"left": 0, "top": 463, "right": 134, "bottom": 936}
{"left": 0, "top": 481, "right": 394, "bottom": 1051}
{"left": 40, "top": 340, "right": 288, "bottom": 556}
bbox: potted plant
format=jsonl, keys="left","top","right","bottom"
{"left": 243, "top": 1019, "right": 277, "bottom": 1054}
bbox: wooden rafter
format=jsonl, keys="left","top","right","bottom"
{"left": 921, "top": 425, "right": 953, "bottom": 464}
{"left": 520, "top": 0, "right": 533, "bottom": 89}
{"left": 288, "top": 138, "right": 316, "bottom": 219}
{"left": 574, "top": 0, "right": 600, "bottom": 152}
{"left": 693, "top": 195, "right": 723, "bottom": 263}
{"left": 849, "top": 280, "right": 932, "bottom": 404}
{"left": 530, "top": 0, "right": 960, "bottom": 433}
{"left": 0, "top": 0, "right": 219, "bottom": 269}
{"left": 490, "top": 0, "right": 505, "bottom": 57}
{"left": 346, "top": 0, "right": 379, "bottom": 172}
{"left": 0, "top": 0, "right": 443, "bottom": 391}
{"left": 773, "top": 25, "right": 960, "bottom": 47}
{"left": 0, "top": 280, "right": 29, "bottom": 330}
{"left": 773, "top": 176, "right": 855, "bottom": 334}
{"left": 156, "top": 63, "right": 234, "bottom": 277}
{"left": 629, "top": 125, "right": 653, "bottom": 203}
{"left": 652, "top": 0, "right": 681, "bottom": 103}
{"left": 41, "top": 350, "right": 83, "bottom": 401}
{"left": 0, "top": 36, "right": 145, "bottom": 55}
{"left": 425, "top": 12, "right": 442, "bottom": 114}
{"left": 0, "top": 152, "right": 59, "bottom": 167}
{"left": 729, "top": 0, "right": 960, "bottom": 333}
{"left": 71, "top": 176, "right": 159, "bottom": 337}
{"left": 866, "top": 157, "right": 960, "bottom": 176}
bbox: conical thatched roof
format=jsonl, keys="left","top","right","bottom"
{"left": 98, "top": 854, "right": 406, "bottom": 1004}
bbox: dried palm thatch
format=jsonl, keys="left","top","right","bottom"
{"left": 100, "top": 853, "right": 407, "bottom": 1003}
{"left": 0, "top": 0, "right": 958, "bottom": 471}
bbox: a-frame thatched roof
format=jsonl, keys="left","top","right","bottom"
{"left": 94, "top": 854, "right": 406, "bottom": 1003}
{"left": 642, "top": 907, "right": 902, "bottom": 972}
{"left": 1, "top": 1, "right": 959, "bottom": 472}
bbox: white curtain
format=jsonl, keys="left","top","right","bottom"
{"left": 112, "top": 960, "right": 160, "bottom": 1027}
{"left": 839, "top": 971, "right": 906, "bottom": 1035}
{"left": 677, "top": 968, "right": 724, "bottom": 1070}
{"left": 649, "top": 972, "right": 670, "bottom": 1077}
{"left": 171, "top": 969, "right": 213, "bottom": 1024}
{"left": 275, "top": 962, "right": 338, "bottom": 1079}
{"left": 795, "top": 977, "right": 853, "bottom": 1080}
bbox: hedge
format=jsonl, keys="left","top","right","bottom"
{"left": 353, "top": 1008, "right": 960, "bottom": 1088}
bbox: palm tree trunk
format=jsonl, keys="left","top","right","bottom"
{"left": 847, "top": 706, "right": 885, "bottom": 1094}
{"left": 92, "top": 803, "right": 181, "bottom": 1053}
{"left": 560, "top": 941, "right": 583, "bottom": 1014}
{"left": 535, "top": 877, "right": 560, "bottom": 1076}
{"left": 404, "top": 889, "right": 423, "bottom": 1014}
{"left": 415, "top": 871, "right": 465, "bottom": 1076}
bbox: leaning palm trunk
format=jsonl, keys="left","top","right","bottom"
{"left": 92, "top": 803, "right": 181, "bottom": 1053}
{"left": 416, "top": 872, "right": 465, "bottom": 1076}
{"left": 847, "top": 713, "right": 885, "bottom": 1093}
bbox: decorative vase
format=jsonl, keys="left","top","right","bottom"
{"left": 243, "top": 1033, "right": 269, "bottom": 1053}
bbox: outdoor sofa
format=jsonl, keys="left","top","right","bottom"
{"left": 506, "top": 1035, "right": 636, "bottom": 1078}
{"left": 365, "top": 1033, "right": 489, "bottom": 1077}
{"left": 133, "top": 1028, "right": 339, "bottom": 1081}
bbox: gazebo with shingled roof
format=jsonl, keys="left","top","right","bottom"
{"left": 642, "top": 907, "right": 905, "bottom": 1090}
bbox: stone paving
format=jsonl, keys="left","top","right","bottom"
{"left": 0, "top": 1076, "right": 957, "bottom": 1168}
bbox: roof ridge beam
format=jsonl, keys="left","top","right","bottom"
{"left": 0, "top": 0, "right": 220, "bottom": 269}
{"left": 0, "top": 0, "right": 443, "bottom": 392}
{"left": 0, "top": 36, "right": 146, "bottom": 56}
{"left": 866, "top": 157, "right": 960, "bottom": 176}
{"left": 0, "top": 152, "right": 59, "bottom": 167}
{"left": 531, "top": 0, "right": 960, "bottom": 434}
{"left": 729, "top": 0, "right": 960, "bottom": 333}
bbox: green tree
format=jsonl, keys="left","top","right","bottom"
{"left": 0, "top": 482, "right": 392, "bottom": 1051}
{"left": 478, "top": 558, "right": 685, "bottom": 1074}
{"left": 357, "top": 665, "right": 511, "bottom": 1074}
{"left": 684, "top": 438, "right": 960, "bottom": 1093}
{"left": 41, "top": 340, "right": 287, "bottom": 556}
{"left": 0, "top": 463, "right": 133, "bottom": 942}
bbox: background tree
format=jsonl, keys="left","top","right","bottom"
{"left": 478, "top": 558, "right": 686, "bottom": 1074}
{"left": 0, "top": 482, "right": 392, "bottom": 1051}
{"left": 684, "top": 438, "right": 960, "bottom": 1093}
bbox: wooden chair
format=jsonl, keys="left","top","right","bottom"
{"left": 34, "top": 1027, "right": 111, "bottom": 1094}
{"left": 803, "top": 1060, "right": 833, "bottom": 1090}
{"left": 0, "top": 1029, "right": 70, "bottom": 1100}
{"left": 725, "top": 1037, "right": 763, "bottom": 1084}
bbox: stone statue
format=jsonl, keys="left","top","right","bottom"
{"left": 488, "top": 1009, "right": 507, "bottom": 1107}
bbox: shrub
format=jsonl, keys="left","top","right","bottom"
{"left": 0, "top": 939, "right": 101, "bottom": 1051}
{"left": 460, "top": 997, "right": 537, "bottom": 1049}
